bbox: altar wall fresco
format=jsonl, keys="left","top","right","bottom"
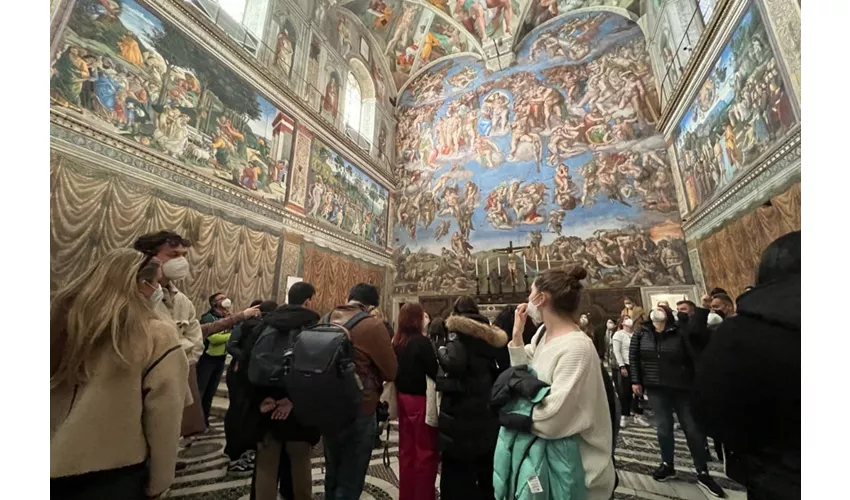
{"left": 393, "top": 11, "right": 693, "bottom": 296}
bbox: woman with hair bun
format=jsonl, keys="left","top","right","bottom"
{"left": 507, "top": 266, "right": 616, "bottom": 499}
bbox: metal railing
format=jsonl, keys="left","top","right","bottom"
{"left": 649, "top": 0, "right": 710, "bottom": 112}
{"left": 187, "top": 0, "right": 395, "bottom": 174}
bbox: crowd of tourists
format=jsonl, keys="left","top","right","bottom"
{"left": 50, "top": 230, "right": 800, "bottom": 500}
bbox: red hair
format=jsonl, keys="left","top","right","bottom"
{"left": 393, "top": 303, "right": 424, "bottom": 351}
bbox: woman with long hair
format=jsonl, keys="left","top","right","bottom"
{"left": 51, "top": 249, "right": 189, "bottom": 499}
{"left": 392, "top": 303, "right": 439, "bottom": 500}
{"left": 509, "top": 266, "right": 616, "bottom": 499}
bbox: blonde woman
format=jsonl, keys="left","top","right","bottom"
{"left": 51, "top": 249, "right": 189, "bottom": 499}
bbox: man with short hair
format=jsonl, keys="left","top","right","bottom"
{"left": 324, "top": 283, "right": 398, "bottom": 500}
{"left": 710, "top": 293, "right": 736, "bottom": 318}
{"left": 134, "top": 230, "right": 205, "bottom": 439}
{"left": 677, "top": 300, "right": 697, "bottom": 317}
{"left": 250, "top": 282, "right": 322, "bottom": 500}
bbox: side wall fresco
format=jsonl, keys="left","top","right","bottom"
{"left": 50, "top": 0, "right": 395, "bottom": 296}
{"left": 394, "top": 11, "right": 693, "bottom": 296}
{"left": 670, "top": 0, "right": 798, "bottom": 216}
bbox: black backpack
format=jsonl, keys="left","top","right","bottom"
{"left": 284, "top": 311, "right": 369, "bottom": 434}
{"left": 247, "top": 321, "right": 300, "bottom": 389}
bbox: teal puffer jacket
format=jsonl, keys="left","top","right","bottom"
{"left": 493, "top": 384, "right": 587, "bottom": 500}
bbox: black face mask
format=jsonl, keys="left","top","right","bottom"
{"left": 713, "top": 309, "right": 727, "bottom": 319}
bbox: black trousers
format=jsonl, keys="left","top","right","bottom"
{"left": 51, "top": 462, "right": 147, "bottom": 500}
{"left": 223, "top": 365, "right": 255, "bottom": 461}
{"left": 617, "top": 365, "right": 643, "bottom": 417}
{"left": 440, "top": 453, "right": 495, "bottom": 500}
{"left": 196, "top": 353, "right": 226, "bottom": 425}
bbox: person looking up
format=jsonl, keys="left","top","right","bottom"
{"left": 393, "top": 303, "right": 440, "bottom": 500}
{"left": 51, "top": 249, "right": 189, "bottom": 499}
{"left": 630, "top": 305, "right": 726, "bottom": 497}
{"left": 612, "top": 318, "right": 649, "bottom": 428}
{"left": 509, "top": 266, "right": 616, "bottom": 499}
{"left": 692, "top": 231, "right": 801, "bottom": 500}
{"left": 134, "top": 230, "right": 205, "bottom": 439}
{"left": 710, "top": 293, "right": 736, "bottom": 319}
{"left": 435, "top": 296, "right": 508, "bottom": 500}
{"left": 621, "top": 297, "right": 645, "bottom": 324}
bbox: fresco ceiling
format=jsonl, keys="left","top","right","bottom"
{"left": 340, "top": 0, "right": 637, "bottom": 94}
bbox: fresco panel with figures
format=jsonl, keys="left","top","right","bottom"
{"left": 50, "top": 0, "right": 295, "bottom": 206}
{"left": 306, "top": 139, "right": 390, "bottom": 248}
{"left": 672, "top": 2, "right": 797, "bottom": 215}
{"left": 394, "top": 11, "right": 690, "bottom": 295}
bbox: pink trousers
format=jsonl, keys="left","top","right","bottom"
{"left": 397, "top": 393, "right": 439, "bottom": 500}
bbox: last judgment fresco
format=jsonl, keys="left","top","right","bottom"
{"left": 50, "top": 0, "right": 295, "bottom": 206}
{"left": 394, "top": 11, "right": 691, "bottom": 295}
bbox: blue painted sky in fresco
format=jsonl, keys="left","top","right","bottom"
{"left": 396, "top": 12, "right": 672, "bottom": 255}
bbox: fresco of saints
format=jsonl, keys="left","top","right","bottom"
{"left": 117, "top": 33, "right": 144, "bottom": 66}
{"left": 51, "top": 46, "right": 90, "bottom": 108}
{"left": 274, "top": 25, "right": 295, "bottom": 77}
{"left": 323, "top": 74, "right": 340, "bottom": 116}
{"left": 452, "top": 0, "right": 513, "bottom": 42}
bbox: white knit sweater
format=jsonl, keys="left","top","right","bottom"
{"left": 509, "top": 329, "right": 616, "bottom": 500}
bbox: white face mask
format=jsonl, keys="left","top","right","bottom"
{"left": 707, "top": 312, "right": 723, "bottom": 326}
{"left": 650, "top": 308, "right": 667, "bottom": 329}
{"left": 526, "top": 296, "right": 543, "bottom": 325}
{"left": 579, "top": 316, "right": 588, "bottom": 327}
{"left": 607, "top": 321, "right": 616, "bottom": 330}
{"left": 221, "top": 298, "right": 233, "bottom": 309}
{"left": 625, "top": 303, "right": 633, "bottom": 310}
{"left": 162, "top": 256, "right": 190, "bottom": 281}
{"left": 149, "top": 284, "right": 164, "bottom": 304}
{"left": 623, "top": 317, "right": 633, "bottom": 328}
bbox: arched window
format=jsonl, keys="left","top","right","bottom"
{"left": 343, "top": 58, "right": 377, "bottom": 151}
{"left": 344, "top": 72, "right": 363, "bottom": 135}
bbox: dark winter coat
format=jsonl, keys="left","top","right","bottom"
{"left": 691, "top": 276, "right": 800, "bottom": 500}
{"left": 435, "top": 313, "right": 508, "bottom": 460}
{"left": 250, "top": 305, "right": 321, "bottom": 445}
{"left": 629, "top": 308, "right": 709, "bottom": 391}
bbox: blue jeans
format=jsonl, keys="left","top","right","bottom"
{"left": 323, "top": 413, "right": 377, "bottom": 500}
{"left": 649, "top": 388, "right": 709, "bottom": 472}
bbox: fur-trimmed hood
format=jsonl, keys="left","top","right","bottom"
{"left": 446, "top": 314, "right": 508, "bottom": 348}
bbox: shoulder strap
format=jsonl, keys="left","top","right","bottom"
{"left": 343, "top": 311, "right": 371, "bottom": 331}
{"left": 533, "top": 325, "right": 547, "bottom": 349}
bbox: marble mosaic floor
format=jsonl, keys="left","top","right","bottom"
{"left": 165, "top": 414, "right": 747, "bottom": 500}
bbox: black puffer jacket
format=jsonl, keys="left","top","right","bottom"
{"left": 692, "top": 276, "right": 800, "bottom": 499}
{"left": 435, "top": 313, "right": 509, "bottom": 459}
{"left": 629, "top": 308, "right": 708, "bottom": 391}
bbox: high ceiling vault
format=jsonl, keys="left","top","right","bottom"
{"left": 340, "top": 0, "right": 638, "bottom": 95}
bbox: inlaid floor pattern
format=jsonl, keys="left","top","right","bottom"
{"left": 169, "top": 379, "right": 747, "bottom": 499}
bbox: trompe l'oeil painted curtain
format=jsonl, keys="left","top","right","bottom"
{"left": 302, "top": 243, "right": 386, "bottom": 316}
{"left": 50, "top": 153, "right": 281, "bottom": 314}
{"left": 697, "top": 183, "right": 801, "bottom": 298}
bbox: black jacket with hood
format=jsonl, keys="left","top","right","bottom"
{"left": 629, "top": 307, "right": 709, "bottom": 391}
{"left": 435, "top": 313, "right": 509, "bottom": 459}
{"left": 691, "top": 276, "right": 800, "bottom": 499}
{"left": 250, "top": 305, "right": 321, "bottom": 445}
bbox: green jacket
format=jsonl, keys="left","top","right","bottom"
{"left": 493, "top": 385, "right": 587, "bottom": 500}
{"left": 200, "top": 311, "right": 231, "bottom": 357}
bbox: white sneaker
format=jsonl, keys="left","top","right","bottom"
{"left": 633, "top": 415, "right": 651, "bottom": 427}
{"left": 619, "top": 416, "right": 629, "bottom": 429}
